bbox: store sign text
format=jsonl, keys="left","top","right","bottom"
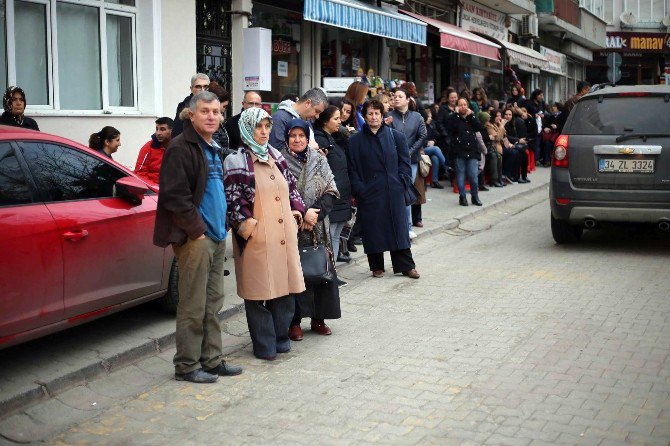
{"left": 272, "top": 39, "right": 292, "bottom": 54}
{"left": 460, "top": 0, "right": 507, "bottom": 42}
{"left": 606, "top": 32, "right": 670, "bottom": 53}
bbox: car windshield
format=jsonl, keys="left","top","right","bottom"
{"left": 568, "top": 96, "right": 670, "bottom": 135}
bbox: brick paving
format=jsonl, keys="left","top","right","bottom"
{"left": 2, "top": 194, "right": 668, "bottom": 445}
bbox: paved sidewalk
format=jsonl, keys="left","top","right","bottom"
{"left": 0, "top": 168, "right": 550, "bottom": 419}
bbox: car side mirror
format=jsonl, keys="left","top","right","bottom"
{"left": 115, "top": 176, "right": 149, "bottom": 206}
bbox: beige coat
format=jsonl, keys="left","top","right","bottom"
{"left": 232, "top": 156, "right": 306, "bottom": 300}
{"left": 485, "top": 122, "right": 509, "bottom": 154}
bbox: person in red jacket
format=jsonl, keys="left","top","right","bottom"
{"left": 135, "top": 117, "right": 173, "bottom": 184}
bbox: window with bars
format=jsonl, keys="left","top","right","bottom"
{"left": 2, "top": 0, "right": 137, "bottom": 111}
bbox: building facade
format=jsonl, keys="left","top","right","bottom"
{"left": 587, "top": 0, "right": 670, "bottom": 86}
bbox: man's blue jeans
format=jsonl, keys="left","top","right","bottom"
{"left": 424, "top": 146, "right": 446, "bottom": 183}
{"left": 455, "top": 157, "right": 479, "bottom": 199}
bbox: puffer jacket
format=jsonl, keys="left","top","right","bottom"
{"left": 135, "top": 134, "right": 167, "bottom": 185}
{"left": 447, "top": 112, "right": 484, "bottom": 159}
{"left": 388, "top": 109, "right": 427, "bottom": 164}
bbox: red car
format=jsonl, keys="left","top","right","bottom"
{"left": 0, "top": 125, "right": 178, "bottom": 349}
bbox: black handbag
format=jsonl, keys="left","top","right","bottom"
{"left": 404, "top": 183, "right": 420, "bottom": 206}
{"left": 299, "top": 231, "right": 336, "bottom": 285}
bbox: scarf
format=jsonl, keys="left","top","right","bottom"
{"left": 238, "top": 107, "right": 272, "bottom": 161}
{"left": 282, "top": 145, "right": 339, "bottom": 246}
{"left": 3, "top": 86, "right": 26, "bottom": 126}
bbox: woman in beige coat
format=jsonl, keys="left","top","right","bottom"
{"left": 223, "top": 108, "right": 306, "bottom": 361}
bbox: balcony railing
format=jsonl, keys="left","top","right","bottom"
{"left": 554, "top": 0, "right": 581, "bottom": 27}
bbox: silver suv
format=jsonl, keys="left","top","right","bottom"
{"left": 550, "top": 85, "right": 670, "bottom": 243}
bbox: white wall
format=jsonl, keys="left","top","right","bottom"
{"left": 33, "top": 0, "right": 197, "bottom": 170}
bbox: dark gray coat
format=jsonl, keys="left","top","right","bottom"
{"left": 388, "top": 109, "right": 427, "bottom": 164}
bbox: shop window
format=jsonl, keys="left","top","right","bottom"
{"left": 1, "top": 0, "right": 7, "bottom": 90}
{"left": 252, "top": 3, "right": 301, "bottom": 104}
{"left": 4, "top": 0, "right": 137, "bottom": 111}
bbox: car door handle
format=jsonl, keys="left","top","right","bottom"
{"left": 62, "top": 230, "right": 89, "bottom": 241}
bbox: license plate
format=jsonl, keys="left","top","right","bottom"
{"left": 598, "top": 158, "right": 655, "bottom": 173}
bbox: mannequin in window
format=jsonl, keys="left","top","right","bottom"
{"left": 89, "top": 126, "right": 121, "bottom": 159}
{"left": 1, "top": 86, "right": 39, "bottom": 131}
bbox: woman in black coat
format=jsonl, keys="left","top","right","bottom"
{"left": 314, "top": 105, "right": 353, "bottom": 273}
{"left": 347, "top": 100, "right": 419, "bottom": 279}
{"left": 503, "top": 108, "right": 530, "bottom": 183}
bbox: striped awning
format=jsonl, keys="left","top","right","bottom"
{"left": 400, "top": 10, "right": 500, "bottom": 61}
{"left": 303, "top": 0, "right": 427, "bottom": 46}
{"left": 498, "top": 40, "right": 548, "bottom": 70}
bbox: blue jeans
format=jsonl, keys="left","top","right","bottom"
{"left": 329, "top": 220, "right": 346, "bottom": 259}
{"left": 407, "top": 163, "right": 418, "bottom": 231}
{"left": 455, "top": 157, "right": 479, "bottom": 199}
{"left": 424, "top": 146, "right": 446, "bottom": 183}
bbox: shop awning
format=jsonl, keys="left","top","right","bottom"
{"left": 303, "top": 0, "right": 426, "bottom": 46}
{"left": 399, "top": 10, "right": 500, "bottom": 61}
{"left": 499, "top": 40, "right": 548, "bottom": 69}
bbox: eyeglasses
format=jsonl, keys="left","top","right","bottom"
{"left": 244, "top": 101, "right": 262, "bottom": 107}
{"left": 193, "top": 84, "right": 209, "bottom": 90}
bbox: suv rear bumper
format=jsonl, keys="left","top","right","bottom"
{"left": 550, "top": 168, "right": 670, "bottom": 224}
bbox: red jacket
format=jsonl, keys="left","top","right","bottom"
{"left": 135, "top": 134, "right": 166, "bottom": 185}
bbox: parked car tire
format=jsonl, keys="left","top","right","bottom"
{"left": 551, "top": 214, "right": 583, "bottom": 244}
{"left": 158, "top": 258, "right": 179, "bottom": 313}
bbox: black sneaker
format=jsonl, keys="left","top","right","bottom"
{"left": 204, "top": 361, "right": 243, "bottom": 376}
{"left": 175, "top": 369, "right": 218, "bottom": 383}
{"left": 431, "top": 181, "right": 444, "bottom": 189}
{"left": 336, "top": 278, "right": 348, "bottom": 287}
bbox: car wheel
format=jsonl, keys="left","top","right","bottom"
{"left": 158, "top": 258, "right": 179, "bottom": 313}
{"left": 551, "top": 213, "right": 583, "bottom": 244}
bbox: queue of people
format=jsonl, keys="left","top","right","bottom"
{"left": 1, "top": 75, "right": 590, "bottom": 385}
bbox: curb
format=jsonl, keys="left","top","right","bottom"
{"left": 0, "top": 305, "right": 243, "bottom": 420}
{"left": 0, "top": 183, "right": 548, "bottom": 420}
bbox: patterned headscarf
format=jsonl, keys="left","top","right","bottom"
{"left": 3, "top": 86, "right": 26, "bottom": 114}
{"left": 238, "top": 107, "right": 272, "bottom": 161}
{"left": 284, "top": 119, "right": 311, "bottom": 163}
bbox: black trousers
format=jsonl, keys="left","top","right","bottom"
{"left": 367, "top": 248, "right": 415, "bottom": 273}
{"left": 411, "top": 204, "right": 422, "bottom": 224}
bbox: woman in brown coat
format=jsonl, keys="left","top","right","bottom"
{"left": 223, "top": 108, "right": 306, "bottom": 361}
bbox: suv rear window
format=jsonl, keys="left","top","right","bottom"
{"left": 567, "top": 96, "right": 670, "bottom": 135}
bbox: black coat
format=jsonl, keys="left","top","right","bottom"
{"left": 435, "top": 105, "right": 456, "bottom": 148}
{"left": 0, "top": 112, "right": 39, "bottom": 130}
{"left": 447, "top": 112, "right": 484, "bottom": 159}
{"left": 505, "top": 117, "right": 527, "bottom": 145}
{"left": 171, "top": 94, "right": 192, "bottom": 138}
{"left": 347, "top": 124, "right": 412, "bottom": 254}
{"left": 224, "top": 113, "right": 243, "bottom": 151}
{"left": 314, "top": 129, "right": 352, "bottom": 223}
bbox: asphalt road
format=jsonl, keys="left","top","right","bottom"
{"left": 2, "top": 193, "right": 669, "bottom": 445}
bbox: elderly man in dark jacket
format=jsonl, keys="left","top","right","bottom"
{"left": 348, "top": 100, "right": 420, "bottom": 280}
{"left": 448, "top": 98, "right": 485, "bottom": 207}
{"left": 154, "top": 90, "right": 242, "bottom": 384}
{"left": 389, "top": 89, "right": 427, "bottom": 237}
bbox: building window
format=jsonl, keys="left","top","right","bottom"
{"left": 1, "top": 0, "right": 8, "bottom": 90}
{"left": 624, "top": 0, "right": 667, "bottom": 23}
{"left": 3, "top": 0, "right": 137, "bottom": 111}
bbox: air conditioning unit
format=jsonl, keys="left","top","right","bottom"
{"left": 521, "top": 14, "right": 539, "bottom": 37}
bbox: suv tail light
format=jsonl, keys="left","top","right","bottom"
{"left": 553, "top": 135, "right": 569, "bottom": 168}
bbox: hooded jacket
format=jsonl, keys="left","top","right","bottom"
{"left": 135, "top": 134, "right": 168, "bottom": 185}
{"left": 269, "top": 100, "right": 316, "bottom": 149}
{"left": 447, "top": 111, "right": 485, "bottom": 159}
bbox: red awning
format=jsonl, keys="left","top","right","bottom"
{"left": 400, "top": 10, "right": 500, "bottom": 61}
